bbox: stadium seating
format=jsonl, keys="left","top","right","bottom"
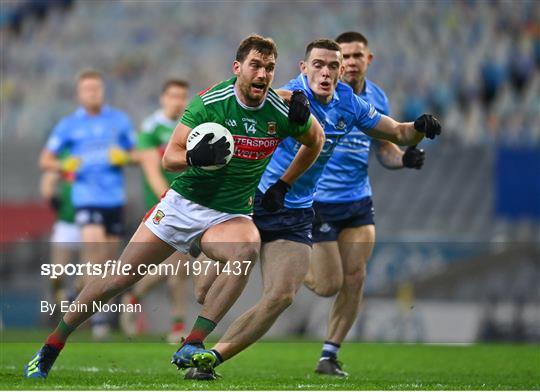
{"left": 1, "top": 1, "right": 538, "bottom": 241}
{"left": 2, "top": 0, "right": 539, "bottom": 145}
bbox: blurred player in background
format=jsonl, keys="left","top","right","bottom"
{"left": 120, "top": 79, "right": 190, "bottom": 343}
{"left": 188, "top": 38, "right": 440, "bottom": 380}
{"left": 39, "top": 157, "right": 80, "bottom": 309}
{"left": 25, "top": 34, "right": 325, "bottom": 380}
{"left": 38, "top": 70, "right": 135, "bottom": 340}
{"left": 305, "top": 31, "right": 426, "bottom": 377}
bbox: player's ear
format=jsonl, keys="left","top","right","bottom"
{"left": 232, "top": 60, "right": 241, "bottom": 76}
{"left": 368, "top": 52, "right": 374, "bottom": 65}
{"left": 299, "top": 60, "right": 307, "bottom": 74}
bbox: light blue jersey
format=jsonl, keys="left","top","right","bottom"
{"left": 258, "top": 74, "right": 381, "bottom": 209}
{"left": 46, "top": 106, "right": 135, "bottom": 208}
{"left": 314, "top": 79, "right": 390, "bottom": 203}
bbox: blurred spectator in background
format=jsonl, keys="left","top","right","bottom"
{"left": 3, "top": 1, "right": 538, "bottom": 147}
{"left": 1, "top": 0, "right": 73, "bottom": 36}
{"left": 508, "top": 41, "right": 535, "bottom": 96}
{"left": 480, "top": 55, "right": 506, "bottom": 111}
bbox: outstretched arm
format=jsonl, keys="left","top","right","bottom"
{"left": 365, "top": 115, "right": 423, "bottom": 146}
{"left": 365, "top": 113, "right": 441, "bottom": 146}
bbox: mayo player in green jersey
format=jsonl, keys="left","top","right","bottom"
{"left": 120, "top": 79, "right": 191, "bottom": 342}
{"left": 24, "top": 34, "right": 324, "bottom": 379}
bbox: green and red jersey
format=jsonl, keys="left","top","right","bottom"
{"left": 171, "top": 77, "right": 312, "bottom": 214}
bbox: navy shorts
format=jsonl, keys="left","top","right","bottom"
{"left": 253, "top": 190, "right": 314, "bottom": 246}
{"left": 312, "top": 197, "right": 375, "bottom": 243}
{"left": 75, "top": 206, "right": 125, "bottom": 236}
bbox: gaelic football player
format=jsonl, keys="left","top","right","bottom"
{"left": 25, "top": 34, "right": 324, "bottom": 379}
{"left": 186, "top": 38, "right": 440, "bottom": 380}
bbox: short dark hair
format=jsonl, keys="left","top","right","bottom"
{"left": 304, "top": 39, "right": 342, "bottom": 60}
{"left": 335, "top": 31, "right": 369, "bottom": 46}
{"left": 76, "top": 69, "right": 104, "bottom": 83}
{"left": 161, "top": 79, "right": 189, "bottom": 94}
{"left": 236, "top": 34, "right": 278, "bottom": 62}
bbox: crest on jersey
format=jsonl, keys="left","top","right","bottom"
{"left": 267, "top": 121, "right": 277, "bottom": 135}
{"left": 153, "top": 210, "right": 165, "bottom": 225}
{"left": 336, "top": 118, "right": 346, "bottom": 130}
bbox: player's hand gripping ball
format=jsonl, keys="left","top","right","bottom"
{"left": 186, "top": 122, "right": 234, "bottom": 170}
{"left": 414, "top": 114, "right": 441, "bottom": 139}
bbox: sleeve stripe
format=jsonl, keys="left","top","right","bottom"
{"left": 203, "top": 91, "right": 235, "bottom": 105}
{"left": 267, "top": 92, "right": 289, "bottom": 112}
{"left": 202, "top": 89, "right": 234, "bottom": 104}
{"left": 267, "top": 91, "right": 290, "bottom": 112}
{"left": 268, "top": 99, "right": 289, "bottom": 117}
{"left": 268, "top": 97, "right": 290, "bottom": 115}
{"left": 201, "top": 84, "right": 232, "bottom": 99}
{"left": 202, "top": 88, "right": 233, "bottom": 103}
{"left": 201, "top": 85, "right": 234, "bottom": 101}
{"left": 267, "top": 97, "right": 289, "bottom": 118}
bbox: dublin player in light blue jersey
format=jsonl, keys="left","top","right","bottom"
{"left": 39, "top": 70, "right": 135, "bottom": 340}
{"left": 306, "top": 32, "right": 426, "bottom": 377}
{"left": 188, "top": 39, "right": 441, "bottom": 379}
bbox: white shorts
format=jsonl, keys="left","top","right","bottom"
{"left": 51, "top": 220, "right": 82, "bottom": 248}
{"left": 144, "top": 189, "right": 251, "bottom": 253}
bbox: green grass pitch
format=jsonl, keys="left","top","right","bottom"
{"left": 1, "top": 340, "right": 539, "bottom": 390}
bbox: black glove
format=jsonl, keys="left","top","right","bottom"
{"left": 186, "top": 133, "right": 231, "bottom": 167}
{"left": 414, "top": 114, "right": 441, "bottom": 139}
{"left": 402, "top": 146, "right": 425, "bottom": 169}
{"left": 49, "top": 195, "right": 62, "bottom": 211}
{"left": 261, "top": 179, "right": 290, "bottom": 212}
{"left": 288, "top": 90, "right": 310, "bottom": 125}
